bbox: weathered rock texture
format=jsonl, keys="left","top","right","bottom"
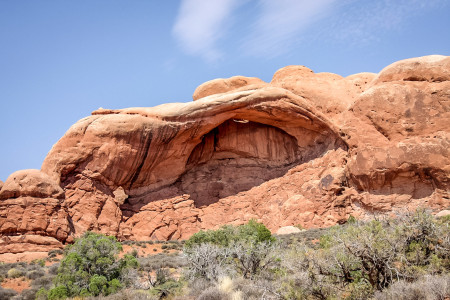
{"left": 0, "top": 170, "right": 72, "bottom": 253}
{"left": 1, "top": 55, "right": 449, "bottom": 252}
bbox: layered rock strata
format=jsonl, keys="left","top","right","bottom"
{"left": 1, "top": 55, "right": 449, "bottom": 253}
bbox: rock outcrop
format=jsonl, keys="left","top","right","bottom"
{"left": 1, "top": 55, "right": 449, "bottom": 253}
{"left": 193, "top": 76, "right": 266, "bottom": 100}
{"left": 0, "top": 170, "right": 72, "bottom": 254}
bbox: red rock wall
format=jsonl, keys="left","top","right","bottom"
{"left": 1, "top": 55, "right": 449, "bottom": 253}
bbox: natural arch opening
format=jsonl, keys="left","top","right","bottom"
{"left": 176, "top": 119, "right": 303, "bottom": 207}
{"left": 121, "top": 118, "right": 342, "bottom": 212}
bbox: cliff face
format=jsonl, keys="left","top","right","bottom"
{"left": 1, "top": 55, "right": 449, "bottom": 253}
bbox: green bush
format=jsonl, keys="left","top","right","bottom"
{"left": 347, "top": 214, "right": 357, "bottom": 224}
{"left": 36, "top": 287, "right": 49, "bottom": 300}
{"left": 47, "top": 231, "right": 138, "bottom": 298}
{"left": 48, "top": 285, "right": 67, "bottom": 300}
{"left": 185, "top": 219, "right": 275, "bottom": 248}
{"left": 31, "top": 259, "right": 46, "bottom": 267}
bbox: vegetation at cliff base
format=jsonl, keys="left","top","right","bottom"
{"left": 0, "top": 211, "right": 448, "bottom": 299}
{"left": 182, "top": 211, "right": 449, "bottom": 299}
{"left": 37, "top": 232, "right": 138, "bottom": 299}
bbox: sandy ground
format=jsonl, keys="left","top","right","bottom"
{"left": 121, "top": 243, "right": 180, "bottom": 257}
{"left": 0, "top": 242, "right": 181, "bottom": 264}
{"left": 1, "top": 277, "right": 31, "bottom": 293}
{"left": 0, "top": 252, "right": 49, "bottom": 264}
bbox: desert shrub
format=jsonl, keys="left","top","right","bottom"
{"left": 138, "top": 253, "right": 186, "bottom": 270}
{"left": 48, "top": 263, "right": 60, "bottom": 275}
{"left": 184, "top": 220, "right": 280, "bottom": 284}
{"left": 233, "top": 277, "right": 277, "bottom": 300}
{"left": 45, "top": 231, "right": 138, "bottom": 298}
{"left": 276, "top": 227, "right": 329, "bottom": 249}
{"left": 279, "top": 209, "right": 450, "bottom": 299}
{"left": 50, "top": 249, "right": 64, "bottom": 255}
{"left": 399, "top": 209, "right": 450, "bottom": 274}
{"left": 16, "top": 287, "right": 41, "bottom": 300}
{"left": 31, "top": 275, "right": 54, "bottom": 289}
{"left": 130, "top": 248, "right": 138, "bottom": 258}
{"left": 31, "top": 259, "right": 46, "bottom": 267}
{"left": 7, "top": 267, "right": 24, "bottom": 278}
{"left": 0, "top": 262, "right": 28, "bottom": 280}
{"left": 184, "top": 243, "right": 234, "bottom": 282}
{"left": 150, "top": 279, "right": 185, "bottom": 299}
{"left": 373, "top": 274, "right": 450, "bottom": 300}
{"left": 138, "top": 252, "right": 186, "bottom": 290}
{"left": 185, "top": 219, "right": 275, "bottom": 249}
{"left": 197, "top": 286, "right": 227, "bottom": 300}
{"left": 347, "top": 214, "right": 357, "bottom": 224}
{"left": 47, "top": 249, "right": 63, "bottom": 259}
{"left": 0, "top": 286, "right": 18, "bottom": 299}
{"left": 230, "top": 241, "right": 280, "bottom": 280}
{"left": 187, "top": 278, "right": 211, "bottom": 297}
{"left": 193, "top": 276, "right": 277, "bottom": 300}
{"left": 26, "top": 269, "right": 46, "bottom": 280}
{"left": 86, "top": 289, "right": 158, "bottom": 299}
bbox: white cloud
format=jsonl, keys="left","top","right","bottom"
{"left": 321, "top": 0, "right": 449, "bottom": 47}
{"left": 242, "top": 0, "right": 338, "bottom": 57}
{"left": 172, "top": 0, "right": 448, "bottom": 61}
{"left": 172, "top": 0, "right": 241, "bottom": 62}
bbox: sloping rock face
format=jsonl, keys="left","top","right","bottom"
{"left": 1, "top": 55, "right": 449, "bottom": 252}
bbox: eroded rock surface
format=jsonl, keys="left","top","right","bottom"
{"left": 1, "top": 55, "right": 449, "bottom": 252}
{"left": 0, "top": 170, "right": 72, "bottom": 253}
{"left": 193, "top": 75, "right": 266, "bottom": 100}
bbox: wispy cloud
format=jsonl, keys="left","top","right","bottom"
{"left": 172, "top": 0, "right": 241, "bottom": 62}
{"left": 242, "top": 0, "right": 338, "bottom": 57}
{"left": 320, "top": 0, "right": 449, "bottom": 47}
{"left": 172, "top": 0, "right": 448, "bottom": 61}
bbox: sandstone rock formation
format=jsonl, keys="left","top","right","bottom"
{"left": 193, "top": 75, "right": 266, "bottom": 100}
{"left": 1, "top": 55, "right": 449, "bottom": 254}
{"left": 0, "top": 170, "right": 72, "bottom": 254}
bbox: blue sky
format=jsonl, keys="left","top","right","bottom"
{"left": 0, "top": 0, "right": 449, "bottom": 181}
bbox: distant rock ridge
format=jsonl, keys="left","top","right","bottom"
{"left": 1, "top": 55, "right": 449, "bottom": 255}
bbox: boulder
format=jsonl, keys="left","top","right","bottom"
{"left": 193, "top": 75, "right": 266, "bottom": 100}
{"left": 271, "top": 65, "right": 374, "bottom": 117}
{"left": 371, "top": 55, "right": 450, "bottom": 84}
{"left": 276, "top": 226, "right": 302, "bottom": 235}
{"left": 436, "top": 210, "right": 450, "bottom": 218}
{"left": 0, "top": 170, "right": 72, "bottom": 253}
{"left": 0, "top": 169, "right": 64, "bottom": 200}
